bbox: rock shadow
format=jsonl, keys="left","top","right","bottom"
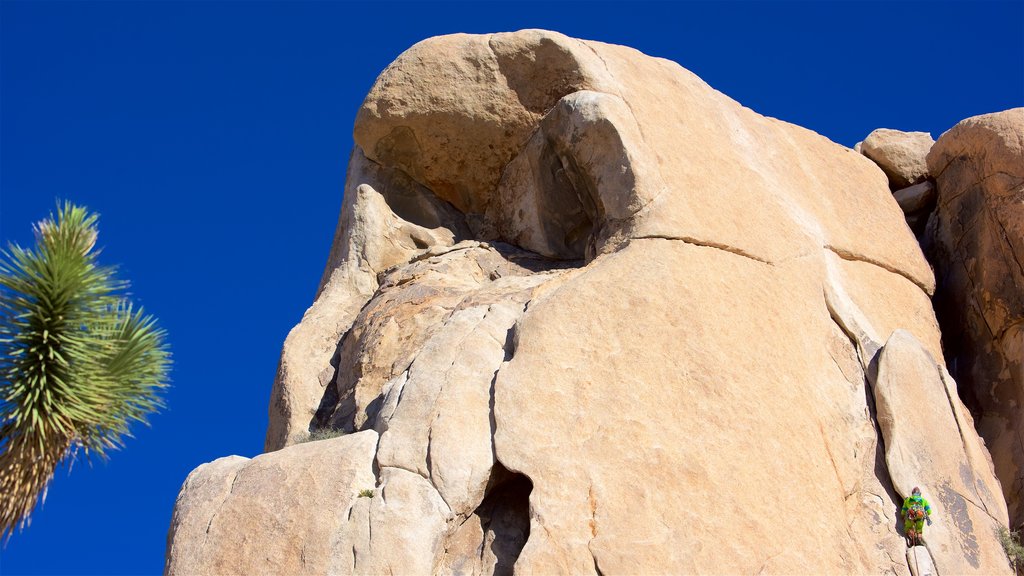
{"left": 476, "top": 463, "right": 533, "bottom": 575}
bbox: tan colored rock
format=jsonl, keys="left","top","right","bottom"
{"left": 496, "top": 240, "right": 915, "bottom": 574}
{"left": 372, "top": 276, "right": 542, "bottom": 514}
{"left": 861, "top": 128, "right": 935, "bottom": 190}
{"left": 925, "top": 107, "right": 1024, "bottom": 527}
{"left": 349, "top": 467, "right": 451, "bottom": 575}
{"left": 907, "top": 545, "right": 936, "bottom": 576}
{"left": 265, "top": 154, "right": 459, "bottom": 451}
{"left": 319, "top": 241, "right": 562, "bottom": 434}
{"left": 171, "top": 31, "right": 1013, "bottom": 576}
{"left": 484, "top": 89, "right": 663, "bottom": 259}
{"left": 873, "top": 330, "right": 1009, "bottom": 575}
{"left": 317, "top": 241, "right": 568, "bottom": 574}
{"left": 826, "top": 252, "right": 942, "bottom": 361}
{"left": 353, "top": 31, "right": 611, "bottom": 218}
{"left": 164, "top": 431, "right": 378, "bottom": 575}
{"left": 356, "top": 31, "right": 934, "bottom": 289}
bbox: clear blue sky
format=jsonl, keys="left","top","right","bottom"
{"left": 1, "top": 1, "right": 1021, "bottom": 574}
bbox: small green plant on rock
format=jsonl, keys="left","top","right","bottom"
{"left": 358, "top": 489, "right": 374, "bottom": 498}
{"left": 300, "top": 428, "right": 346, "bottom": 443}
{"left": 999, "top": 526, "right": 1024, "bottom": 574}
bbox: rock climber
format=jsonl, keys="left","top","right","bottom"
{"left": 902, "top": 486, "right": 933, "bottom": 546}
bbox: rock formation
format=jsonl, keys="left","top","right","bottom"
{"left": 166, "top": 31, "right": 1014, "bottom": 575}
{"left": 861, "top": 128, "right": 935, "bottom": 191}
{"left": 924, "top": 108, "right": 1024, "bottom": 529}
{"left": 908, "top": 545, "right": 937, "bottom": 576}
{"left": 859, "top": 128, "right": 938, "bottom": 235}
{"left": 874, "top": 330, "right": 1008, "bottom": 574}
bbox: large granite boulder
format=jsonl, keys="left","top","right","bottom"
{"left": 861, "top": 128, "right": 935, "bottom": 190}
{"left": 925, "top": 107, "right": 1024, "bottom": 528}
{"left": 874, "top": 330, "right": 1008, "bottom": 574}
{"left": 165, "top": 432, "right": 378, "bottom": 575}
{"left": 167, "top": 31, "right": 1013, "bottom": 575}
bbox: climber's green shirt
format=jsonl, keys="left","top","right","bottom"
{"left": 902, "top": 494, "right": 932, "bottom": 536}
{"left": 901, "top": 495, "right": 932, "bottom": 518}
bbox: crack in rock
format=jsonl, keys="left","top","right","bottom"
{"left": 825, "top": 244, "right": 932, "bottom": 295}
{"left": 632, "top": 234, "right": 774, "bottom": 264}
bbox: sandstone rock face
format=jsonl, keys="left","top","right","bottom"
{"left": 168, "top": 31, "right": 1013, "bottom": 575}
{"left": 861, "top": 128, "right": 935, "bottom": 190}
{"left": 874, "top": 330, "right": 1008, "bottom": 575}
{"left": 907, "top": 545, "right": 937, "bottom": 576}
{"left": 165, "top": 432, "right": 378, "bottom": 575}
{"left": 924, "top": 107, "right": 1024, "bottom": 528}
{"left": 265, "top": 152, "right": 465, "bottom": 451}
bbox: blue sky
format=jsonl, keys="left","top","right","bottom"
{"left": 1, "top": 1, "right": 1021, "bottom": 574}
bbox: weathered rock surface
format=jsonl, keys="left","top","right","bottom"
{"left": 168, "top": 31, "right": 1013, "bottom": 575}
{"left": 924, "top": 107, "right": 1024, "bottom": 528}
{"left": 874, "top": 330, "right": 1008, "bottom": 575}
{"left": 861, "top": 128, "right": 935, "bottom": 190}
{"left": 265, "top": 153, "right": 465, "bottom": 451}
{"left": 165, "top": 432, "right": 378, "bottom": 575}
{"left": 907, "top": 545, "right": 937, "bottom": 576}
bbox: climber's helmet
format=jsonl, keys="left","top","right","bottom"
{"left": 912, "top": 486, "right": 921, "bottom": 497}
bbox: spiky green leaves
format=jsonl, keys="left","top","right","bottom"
{"left": 0, "top": 202, "right": 170, "bottom": 540}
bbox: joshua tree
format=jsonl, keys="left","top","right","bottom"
{"left": 0, "top": 202, "right": 170, "bottom": 540}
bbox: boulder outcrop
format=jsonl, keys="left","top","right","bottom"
{"left": 858, "top": 129, "right": 938, "bottom": 236}
{"left": 167, "top": 31, "right": 1014, "bottom": 575}
{"left": 874, "top": 330, "right": 1008, "bottom": 574}
{"left": 924, "top": 108, "right": 1024, "bottom": 528}
{"left": 165, "top": 432, "right": 378, "bottom": 575}
{"left": 861, "top": 128, "right": 935, "bottom": 191}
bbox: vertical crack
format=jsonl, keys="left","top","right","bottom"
{"left": 591, "top": 550, "right": 605, "bottom": 576}
{"left": 823, "top": 290, "right": 909, "bottom": 571}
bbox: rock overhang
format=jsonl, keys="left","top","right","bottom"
{"left": 352, "top": 29, "right": 935, "bottom": 294}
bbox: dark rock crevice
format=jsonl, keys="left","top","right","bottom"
{"left": 474, "top": 463, "right": 533, "bottom": 576}
{"left": 488, "top": 319, "right": 519, "bottom": 466}
{"left": 590, "top": 550, "right": 605, "bottom": 576}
